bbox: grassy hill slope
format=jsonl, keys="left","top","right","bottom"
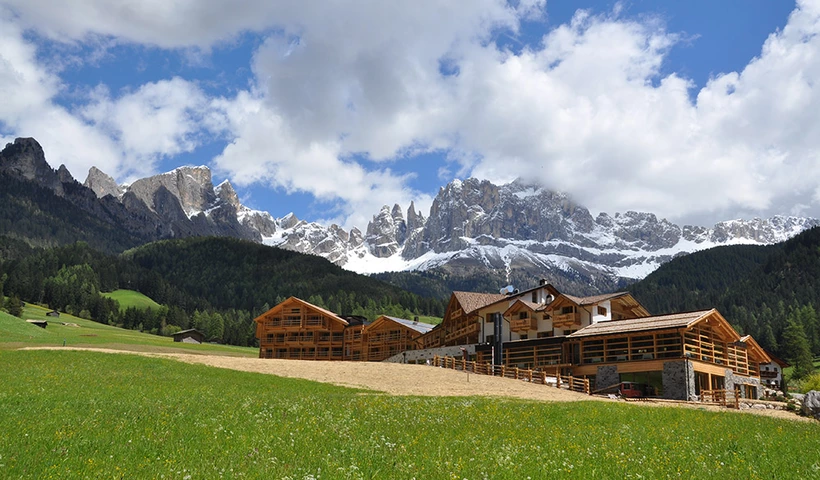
{"left": 0, "top": 303, "right": 255, "bottom": 356}
{"left": 101, "top": 289, "right": 161, "bottom": 311}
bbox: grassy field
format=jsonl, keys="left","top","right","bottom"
{"left": 0, "top": 349, "right": 818, "bottom": 479}
{"left": 101, "top": 289, "right": 162, "bottom": 311}
{"left": 0, "top": 304, "right": 256, "bottom": 357}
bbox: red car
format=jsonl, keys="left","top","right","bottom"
{"left": 619, "top": 382, "right": 649, "bottom": 398}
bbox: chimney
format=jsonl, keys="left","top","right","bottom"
{"left": 413, "top": 316, "right": 419, "bottom": 324}
{"left": 539, "top": 278, "right": 547, "bottom": 286}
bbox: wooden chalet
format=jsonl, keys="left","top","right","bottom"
{"left": 472, "top": 288, "right": 650, "bottom": 369}
{"left": 173, "top": 328, "right": 205, "bottom": 344}
{"left": 417, "top": 291, "right": 508, "bottom": 349}
{"left": 755, "top": 339, "right": 789, "bottom": 391}
{"left": 255, "top": 297, "right": 364, "bottom": 361}
{"left": 365, "top": 316, "right": 436, "bottom": 361}
{"left": 564, "top": 309, "right": 771, "bottom": 400}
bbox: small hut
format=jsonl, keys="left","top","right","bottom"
{"left": 172, "top": 329, "right": 205, "bottom": 344}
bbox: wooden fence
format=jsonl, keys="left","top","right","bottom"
{"left": 701, "top": 389, "right": 741, "bottom": 409}
{"left": 431, "top": 355, "right": 591, "bottom": 395}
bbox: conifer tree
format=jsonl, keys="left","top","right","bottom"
{"left": 782, "top": 316, "right": 815, "bottom": 380}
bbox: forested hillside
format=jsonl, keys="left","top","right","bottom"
{"left": 0, "top": 174, "right": 145, "bottom": 253}
{"left": 629, "top": 227, "right": 820, "bottom": 377}
{"left": 0, "top": 237, "right": 445, "bottom": 347}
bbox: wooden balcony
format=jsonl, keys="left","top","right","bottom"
{"left": 760, "top": 370, "right": 779, "bottom": 379}
{"left": 552, "top": 312, "right": 580, "bottom": 328}
{"left": 510, "top": 317, "right": 537, "bottom": 332}
{"left": 445, "top": 322, "right": 479, "bottom": 343}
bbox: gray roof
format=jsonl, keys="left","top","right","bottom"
{"left": 567, "top": 310, "right": 713, "bottom": 338}
{"left": 381, "top": 316, "right": 437, "bottom": 334}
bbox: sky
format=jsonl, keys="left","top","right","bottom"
{"left": 1, "top": 0, "right": 818, "bottom": 230}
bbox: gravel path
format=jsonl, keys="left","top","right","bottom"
{"left": 23, "top": 346, "right": 811, "bottom": 422}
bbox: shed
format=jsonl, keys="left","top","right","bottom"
{"left": 172, "top": 329, "right": 205, "bottom": 344}
{"left": 26, "top": 319, "right": 48, "bottom": 329}
{"left": 46, "top": 310, "right": 60, "bottom": 318}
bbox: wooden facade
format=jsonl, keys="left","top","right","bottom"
{"left": 255, "top": 298, "right": 435, "bottom": 362}
{"left": 255, "top": 297, "right": 357, "bottom": 360}
{"left": 365, "top": 316, "right": 435, "bottom": 361}
{"left": 565, "top": 309, "right": 771, "bottom": 399}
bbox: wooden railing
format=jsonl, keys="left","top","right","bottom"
{"left": 430, "top": 355, "right": 590, "bottom": 395}
{"left": 701, "top": 389, "right": 740, "bottom": 409}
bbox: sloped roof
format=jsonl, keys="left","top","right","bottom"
{"left": 377, "top": 316, "right": 437, "bottom": 334}
{"left": 503, "top": 299, "right": 540, "bottom": 316}
{"left": 563, "top": 292, "right": 630, "bottom": 306}
{"left": 253, "top": 296, "right": 348, "bottom": 325}
{"left": 453, "top": 291, "right": 508, "bottom": 315}
{"left": 739, "top": 335, "right": 773, "bottom": 365}
{"left": 173, "top": 328, "right": 204, "bottom": 336}
{"left": 568, "top": 310, "right": 715, "bottom": 338}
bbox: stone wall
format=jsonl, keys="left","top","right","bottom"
{"left": 383, "top": 344, "right": 476, "bottom": 363}
{"left": 662, "top": 360, "right": 695, "bottom": 400}
{"left": 725, "top": 369, "right": 762, "bottom": 399}
{"left": 595, "top": 365, "right": 619, "bottom": 392}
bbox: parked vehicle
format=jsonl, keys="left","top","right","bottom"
{"left": 619, "top": 382, "right": 650, "bottom": 398}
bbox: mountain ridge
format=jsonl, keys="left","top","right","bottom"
{"left": 2, "top": 137, "right": 817, "bottom": 294}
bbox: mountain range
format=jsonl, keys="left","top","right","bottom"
{"left": 2, "top": 137, "right": 818, "bottom": 295}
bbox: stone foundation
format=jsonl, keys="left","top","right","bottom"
{"left": 595, "top": 365, "right": 620, "bottom": 392}
{"left": 663, "top": 360, "right": 695, "bottom": 400}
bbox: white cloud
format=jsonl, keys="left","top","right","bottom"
{"left": 3, "top": 0, "right": 820, "bottom": 228}
{"left": 79, "top": 77, "right": 215, "bottom": 178}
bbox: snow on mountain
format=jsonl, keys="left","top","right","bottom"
{"left": 78, "top": 158, "right": 819, "bottom": 291}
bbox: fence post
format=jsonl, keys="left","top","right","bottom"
{"left": 584, "top": 378, "right": 590, "bottom": 395}
{"left": 556, "top": 373, "right": 561, "bottom": 388}
{"left": 514, "top": 367, "right": 519, "bottom": 380}
{"left": 541, "top": 371, "right": 547, "bottom": 385}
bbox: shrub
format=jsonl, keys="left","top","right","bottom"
{"left": 799, "top": 372, "right": 820, "bottom": 394}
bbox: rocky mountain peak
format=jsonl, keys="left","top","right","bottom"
{"left": 84, "top": 166, "right": 122, "bottom": 199}
{"left": 406, "top": 201, "right": 424, "bottom": 231}
{"left": 366, "top": 205, "right": 403, "bottom": 257}
{"left": 215, "top": 180, "right": 240, "bottom": 208}
{"left": 126, "top": 165, "right": 215, "bottom": 216}
{"left": 0, "top": 138, "right": 63, "bottom": 193}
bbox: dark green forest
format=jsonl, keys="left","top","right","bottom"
{"left": 0, "top": 174, "right": 146, "bottom": 253}
{"left": 0, "top": 236, "right": 445, "bottom": 347}
{"left": 629, "top": 227, "right": 820, "bottom": 377}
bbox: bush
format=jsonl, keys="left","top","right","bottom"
{"left": 799, "top": 372, "right": 820, "bottom": 394}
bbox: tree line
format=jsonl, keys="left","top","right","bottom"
{"left": 0, "top": 237, "right": 445, "bottom": 346}
{"left": 629, "top": 227, "right": 820, "bottom": 379}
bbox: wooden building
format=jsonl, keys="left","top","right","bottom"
{"left": 564, "top": 309, "right": 771, "bottom": 400}
{"left": 255, "top": 297, "right": 364, "bottom": 361}
{"left": 365, "top": 315, "right": 436, "bottom": 361}
{"left": 173, "top": 328, "right": 205, "bottom": 344}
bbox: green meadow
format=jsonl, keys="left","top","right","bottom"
{"left": 0, "top": 304, "right": 255, "bottom": 356}
{"left": 1, "top": 350, "right": 819, "bottom": 479}
{"left": 101, "top": 289, "right": 162, "bottom": 311}
{"left": 1, "top": 313, "right": 819, "bottom": 478}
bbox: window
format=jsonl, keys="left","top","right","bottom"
{"left": 537, "top": 331, "right": 554, "bottom": 338}
{"left": 519, "top": 311, "right": 529, "bottom": 320}
{"left": 563, "top": 329, "right": 577, "bottom": 336}
{"left": 597, "top": 306, "right": 607, "bottom": 316}
{"left": 485, "top": 335, "right": 494, "bottom": 345}
{"left": 519, "top": 334, "right": 528, "bottom": 340}
{"left": 561, "top": 306, "right": 575, "bottom": 315}
{"left": 532, "top": 292, "right": 538, "bottom": 303}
